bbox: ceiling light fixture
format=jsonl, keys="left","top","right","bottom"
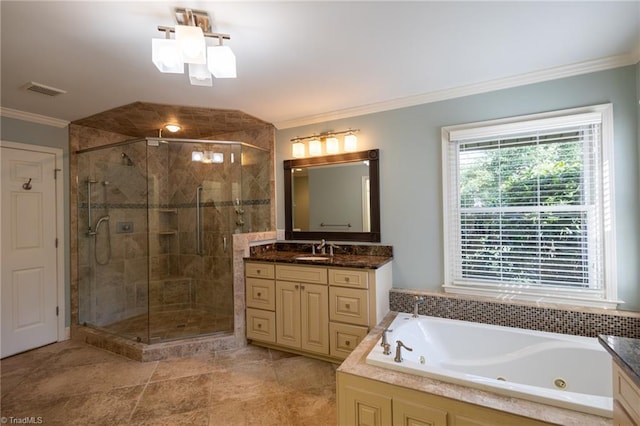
{"left": 290, "top": 129, "right": 360, "bottom": 158}
{"left": 152, "top": 8, "right": 236, "bottom": 86}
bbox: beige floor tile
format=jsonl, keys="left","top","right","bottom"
{"left": 4, "top": 359, "right": 156, "bottom": 406}
{"left": 131, "top": 373, "right": 213, "bottom": 421}
{"left": 150, "top": 354, "right": 221, "bottom": 382}
{"left": 126, "top": 409, "right": 210, "bottom": 426}
{"left": 210, "top": 394, "right": 294, "bottom": 426}
{"left": 285, "top": 387, "right": 337, "bottom": 426}
{"left": 210, "top": 360, "right": 285, "bottom": 403}
{"left": 55, "top": 385, "right": 145, "bottom": 426}
{"left": 273, "top": 356, "right": 337, "bottom": 391}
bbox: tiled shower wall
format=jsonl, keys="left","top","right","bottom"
{"left": 390, "top": 289, "right": 640, "bottom": 339}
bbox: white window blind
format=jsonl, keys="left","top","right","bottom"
{"left": 442, "top": 106, "right": 617, "bottom": 308}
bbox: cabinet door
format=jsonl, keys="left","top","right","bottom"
{"left": 300, "top": 283, "right": 329, "bottom": 355}
{"left": 276, "top": 281, "right": 301, "bottom": 348}
{"left": 342, "top": 384, "right": 392, "bottom": 426}
{"left": 393, "top": 397, "right": 448, "bottom": 426}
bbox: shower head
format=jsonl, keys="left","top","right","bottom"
{"left": 121, "top": 152, "right": 134, "bottom": 166}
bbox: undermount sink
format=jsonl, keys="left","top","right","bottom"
{"left": 295, "top": 256, "right": 330, "bottom": 261}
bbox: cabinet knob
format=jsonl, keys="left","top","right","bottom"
{"left": 295, "top": 285, "right": 299, "bottom": 290}
{"left": 345, "top": 340, "right": 351, "bottom": 346}
{"left": 345, "top": 277, "right": 350, "bottom": 282}
{"left": 257, "top": 270, "right": 261, "bottom": 274}
{"left": 346, "top": 303, "right": 351, "bottom": 309}
{"left": 257, "top": 323, "right": 262, "bottom": 328}
{"left": 257, "top": 292, "right": 262, "bottom": 297}
{"left": 301, "top": 285, "right": 305, "bottom": 290}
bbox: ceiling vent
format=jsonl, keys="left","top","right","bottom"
{"left": 21, "top": 81, "right": 67, "bottom": 97}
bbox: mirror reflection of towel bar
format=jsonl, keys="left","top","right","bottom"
{"left": 320, "top": 223, "right": 351, "bottom": 228}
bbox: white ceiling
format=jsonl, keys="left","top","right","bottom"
{"left": 1, "top": 1, "right": 639, "bottom": 129}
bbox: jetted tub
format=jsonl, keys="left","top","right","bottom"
{"left": 366, "top": 313, "right": 613, "bottom": 418}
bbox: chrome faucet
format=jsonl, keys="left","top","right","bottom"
{"left": 412, "top": 295, "right": 425, "bottom": 318}
{"left": 394, "top": 340, "right": 413, "bottom": 363}
{"left": 380, "top": 328, "right": 393, "bottom": 355}
{"left": 316, "top": 239, "right": 327, "bottom": 254}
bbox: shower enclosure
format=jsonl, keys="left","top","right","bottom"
{"left": 76, "top": 137, "right": 270, "bottom": 344}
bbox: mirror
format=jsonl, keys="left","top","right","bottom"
{"left": 284, "top": 149, "right": 380, "bottom": 242}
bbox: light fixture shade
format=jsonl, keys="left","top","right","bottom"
{"left": 175, "top": 25, "right": 206, "bottom": 64}
{"left": 292, "top": 141, "right": 305, "bottom": 158}
{"left": 344, "top": 133, "right": 358, "bottom": 152}
{"left": 326, "top": 137, "right": 339, "bottom": 154}
{"left": 152, "top": 38, "right": 184, "bottom": 73}
{"left": 207, "top": 46, "right": 237, "bottom": 78}
{"left": 188, "top": 63, "right": 213, "bottom": 86}
{"left": 192, "top": 151, "right": 204, "bottom": 162}
{"left": 309, "top": 138, "right": 322, "bottom": 156}
{"left": 165, "top": 124, "right": 181, "bottom": 132}
{"left": 212, "top": 152, "right": 224, "bottom": 163}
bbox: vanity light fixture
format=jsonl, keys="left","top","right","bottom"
{"left": 292, "top": 141, "right": 305, "bottom": 158}
{"left": 325, "top": 136, "right": 340, "bottom": 154}
{"left": 289, "top": 129, "right": 360, "bottom": 158}
{"left": 344, "top": 132, "right": 358, "bottom": 152}
{"left": 308, "top": 138, "right": 322, "bottom": 156}
{"left": 152, "top": 8, "right": 236, "bottom": 87}
{"left": 165, "top": 124, "right": 181, "bottom": 133}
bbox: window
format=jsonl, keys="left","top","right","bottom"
{"left": 442, "top": 104, "right": 618, "bottom": 309}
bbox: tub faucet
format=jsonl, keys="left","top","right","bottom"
{"left": 394, "top": 340, "right": 413, "bottom": 363}
{"left": 380, "top": 328, "right": 393, "bottom": 355}
{"left": 413, "top": 295, "right": 425, "bottom": 318}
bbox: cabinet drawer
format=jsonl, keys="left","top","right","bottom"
{"left": 329, "top": 268, "right": 369, "bottom": 289}
{"left": 245, "top": 262, "right": 275, "bottom": 279}
{"left": 330, "top": 322, "right": 368, "bottom": 360}
{"left": 329, "top": 287, "right": 369, "bottom": 326}
{"left": 276, "top": 264, "right": 327, "bottom": 284}
{"left": 246, "top": 308, "right": 276, "bottom": 343}
{"left": 246, "top": 278, "right": 275, "bottom": 311}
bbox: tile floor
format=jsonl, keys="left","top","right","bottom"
{"left": 0, "top": 340, "right": 337, "bottom": 425}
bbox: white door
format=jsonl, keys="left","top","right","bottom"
{"left": 1, "top": 145, "right": 59, "bottom": 357}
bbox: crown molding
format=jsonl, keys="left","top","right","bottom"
{"left": 0, "top": 107, "right": 69, "bottom": 128}
{"left": 274, "top": 52, "right": 639, "bottom": 130}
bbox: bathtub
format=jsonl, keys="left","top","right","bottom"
{"left": 366, "top": 313, "right": 613, "bottom": 418}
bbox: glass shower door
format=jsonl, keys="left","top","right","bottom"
{"left": 77, "top": 140, "right": 150, "bottom": 343}
{"left": 147, "top": 141, "right": 236, "bottom": 342}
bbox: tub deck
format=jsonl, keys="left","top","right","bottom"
{"left": 337, "top": 312, "right": 611, "bottom": 426}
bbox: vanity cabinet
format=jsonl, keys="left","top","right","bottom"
{"left": 245, "top": 260, "right": 392, "bottom": 362}
{"left": 612, "top": 362, "right": 640, "bottom": 425}
{"left": 337, "top": 373, "right": 552, "bottom": 426}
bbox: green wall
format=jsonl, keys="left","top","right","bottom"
{"left": 277, "top": 65, "right": 640, "bottom": 311}
{"left": 1, "top": 116, "right": 71, "bottom": 326}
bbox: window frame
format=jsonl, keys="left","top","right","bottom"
{"left": 441, "top": 104, "right": 619, "bottom": 309}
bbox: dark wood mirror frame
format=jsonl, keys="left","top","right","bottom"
{"left": 284, "top": 149, "right": 380, "bottom": 242}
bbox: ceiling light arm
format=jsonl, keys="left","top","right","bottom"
{"left": 156, "top": 25, "right": 231, "bottom": 41}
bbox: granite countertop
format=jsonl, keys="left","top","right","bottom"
{"left": 245, "top": 250, "right": 392, "bottom": 269}
{"left": 598, "top": 334, "right": 640, "bottom": 388}
{"left": 338, "top": 312, "right": 610, "bottom": 426}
